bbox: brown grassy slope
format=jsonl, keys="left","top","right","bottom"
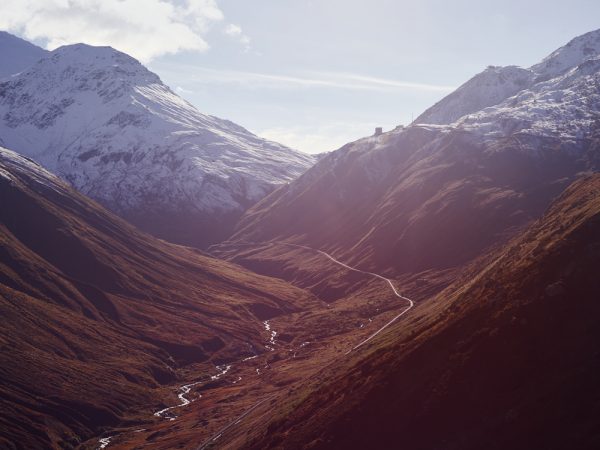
{"left": 219, "top": 126, "right": 600, "bottom": 285}
{"left": 242, "top": 174, "right": 600, "bottom": 450}
{"left": 0, "top": 148, "right": 318, "bottom": 449}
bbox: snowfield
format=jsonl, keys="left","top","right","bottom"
{"left": 416, "top": 28, "right": 600, "bottom": 145}
{"left": 0, "top": 43, "right": 314, "bottom": 246}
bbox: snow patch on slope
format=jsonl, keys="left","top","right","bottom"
{"left": 458, "top": 56, "right": 600, "bottom": 142}
{"left": 416, "top": 65, "right": 535, "bottom": 125}
{"left": 0, "top": 43, "right": 314, "bottom": 236}
{"left": 532, "top": 29, "right": 600, "bottom": 80}
{"left": 0, "top": 146, "right": 64, "bottom": 187}
{"left": 416, "top": 28, "right": 600, "bottom": 129}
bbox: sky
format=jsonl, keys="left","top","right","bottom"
{"left": 2, "top": 0, "right": 600, "bottom": 153}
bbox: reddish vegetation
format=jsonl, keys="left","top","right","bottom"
{"left": 0, "top": 150, "right": 319, "bottom": 448}
{"left": 2, "top": 28, "right": 600, "bottom": 450}
{"left": 222, "top": 126, "right": 600, "bottom": 283}
{"left": 3, "top": 144, "right": 600, "bottom": 450}
{"left": 2, "top": 129, "right": 600, "bottom": 450}
{"left": 238, "top": 175, "right": 600, "bottom": 449}
{"left": 80, "top": 246, "right": 418, "bottom": 449}
{"left": 3, "top": 142, "right": 600, "bottom": 450}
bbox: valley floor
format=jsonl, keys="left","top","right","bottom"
{"left": 84, "top": 243, "right": 426, "bottom": 449}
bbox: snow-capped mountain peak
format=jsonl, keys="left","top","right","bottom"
{"left": 40, "top": 43, "right": 161, "bottom": 88}
{"left": 415, "top": 65, "right": 535, "bottom": 125}
{"left": 0, "top": 41, "right": 315, "bottom": 247}
{"left": 415, "top": 28, "right": 600, "bottom": 130}
{"left": 456, "top": 43, "right": 600, "bottom": 143}
{"left": 531, "top": 28, "right": 600, "bottom": 81}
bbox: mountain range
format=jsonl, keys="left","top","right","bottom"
{"left": 1, "top": 27, "right": 599, "bottom": 450}
{"left": 0, "top": 35, "right": 314, "bottom": 248}
{"left": 0, "top": 145, "right": 319, "bottom": 448}
{"left": 244, "top": 173, "right": 600, "bottom": 450}
{"left": 216, "top": 29, "right": 600, "bottom": 291}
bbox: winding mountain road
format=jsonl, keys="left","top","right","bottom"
{"left": 98, "top": 241, "right": 414, "bottom": 449}
{"left": 279, "top": 243, "right": 414, "bottom": 353}
{"left": 195, "top": 241, "right": 415, "bottom": 449}
{"left": 197, "top": 397, "right": 272, "bottom": 450}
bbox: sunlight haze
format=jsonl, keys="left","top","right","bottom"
{"left": 2, "top": 0, "right": 600, "bottom": 152}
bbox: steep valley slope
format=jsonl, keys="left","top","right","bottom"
{"left": 235, "top": 174, "right": 600, "bottom": 450}
{"left": 0, "top": 38, "right": 314, "bottom": 248}
{"left": 215, "top": 29, "right": 600, "bottom": 294}
{"left": 0, "top": 146, "right": 319, "bottom": 449}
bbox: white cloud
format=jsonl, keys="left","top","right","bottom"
{"left": 224, "top": 23, "right": 250, "bottom": 50}
{"left": 0, "top": 0, "right": 225, "bottom": 63}
{"left": 224, "top": 24, "right": 243, "bottom": 37}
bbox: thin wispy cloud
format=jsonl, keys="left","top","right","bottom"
{"left": 312, "top": 71, "right": 457, "bottom": 92}
{"left": 156, "top": 64, "right": 456, "bottom": 93}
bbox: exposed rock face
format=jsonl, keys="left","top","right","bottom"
{"left": 417, "top": 28, "right": 600, "bottom": 126}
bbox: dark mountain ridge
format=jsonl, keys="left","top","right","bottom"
{"left": 216, "top": 29, "right": 600, "bottom": 296}
{"left": 242, "top": 174, "right": 600, "bottom": 450}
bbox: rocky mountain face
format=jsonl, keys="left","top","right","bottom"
{"left": 415, "top": 65, "right": 536, "bottom": 125}
{"left": 0, "top": 40, "right": 315, "bottom": 248}
{"left": 0, "top": 146, "right": 318, "bottom": 448}
{"left": 416, "top": 28, "right": 600, "bottom": 125}
{"left": 241, "top": 174, "right": 600, "bottom": 450}
{"left": 217, "top": 29, "right": 600, "bottom": 289}
{"left": 0, "top": 31, "right": 48, "bottom": 79}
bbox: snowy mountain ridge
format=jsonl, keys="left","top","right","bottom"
{"left": 284, "top": 28, "right": 600, "bottom": 198}
{"left": 532, "top": 28, "right": 600, "bottom": 80}
{"left": 416, "top": 28, "right": 600, "bottom": 129}
{"left": 0, "top": 41, "right": 315, "bottom": 247}
{"left": 225, "top": 29, "right": 600, "bottom": 289}
{"left": 0, "top": 31, "right": 48, "bottom": 79}
{"left": 458, "top": 54, "right": 600, "bottom": 143}
{"left": 414, "top": 65, "right": 536, "bottom": 126}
